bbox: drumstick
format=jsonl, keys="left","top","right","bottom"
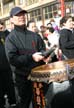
{"left": 41, "top": 46, "right": 56, "bottom": 58}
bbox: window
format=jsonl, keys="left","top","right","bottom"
{"left": 28, "top": 9, "right": 41, "bottom": 21}
{"left": 19, "top": 0, "right": 23, "bottom": 4}
{"left": 43, "top": 4, "right": 59, "bottom": 20}
{"left": 43, "top": 6, "right": 52, "bottom": 19}
{"left": 3, "top": 4, "right": 9, "bottom": 15}
{"left": 65, "top": 1, "right": 73, "bottom": 15}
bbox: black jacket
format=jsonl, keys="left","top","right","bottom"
{"left": 59, "top": 28, "right": 74, "bottom": 59}
{"left": 0, "top": 30, "right": 10, "bottom": 71}
{"left": 5, "top": 26, "right": 45, "bottom": 78}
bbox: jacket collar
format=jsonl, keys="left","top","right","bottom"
{"left": 14, "top": 25, "right": 27, "bottom": 32}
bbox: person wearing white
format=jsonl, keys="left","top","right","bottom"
{"left": 46, "top": 27, "right": 59, "bottom": 48}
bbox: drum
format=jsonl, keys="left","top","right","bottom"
{"left": 28, "top": 59, "right": 74, "bottom": 108}
{"left": 29, "top": 63, "right": 67, "bottom": 83}
{"left": 28, "top": 61, "right": 68, "bottom": 108}
{"left": 28, "top": 59, "right": 74, "bottom": 83}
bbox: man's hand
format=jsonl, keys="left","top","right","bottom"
{"left": 43, "top": 56, "right": 52, "bottom": 64}
{"left": 32, "top": 52, "right": 44, "bottom": 62}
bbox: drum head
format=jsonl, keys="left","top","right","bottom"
{"left": 28, "top": 59, "right": 74, "bottom": 83}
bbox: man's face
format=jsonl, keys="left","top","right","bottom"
{"left": 11, "top": 12, "right": 26, "bottom": 26}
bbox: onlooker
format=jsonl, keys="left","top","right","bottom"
{"left": 40, "top": 25, "right": 47, "bottom": 39}
{"left": 27, "top": 20, "right": 48, "bottom": 51}
{"left": 72, "top": 16, "right": 74, "bottom": 32}
{"left": 27, "top": 20, "right": 38, "bottom": 33}
{"left": 47, "top": 22, "right": 52, "bottom": 28}
{"left": 45, "top": 27, "right": 59, "bottom": 62}
{"left": 52, "top": 15, "right": 74, "bottom": 108}
{"left": 0, "top": 20, "right": 16, "bottom": 108}
{"left": 50, "top": 18, "right": 59, "bottom": 32}
{"left": 47, "top": 27, "right": 59, "bottom": 48}
{"left": 59, "top": 16, "right": 74, "bottom": 59}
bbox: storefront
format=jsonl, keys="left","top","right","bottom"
{"left": 27, "top": 0, "right": 74, "bottom": 28}
{"left": 1, "top": 0, "right": 74, "bottom": 29}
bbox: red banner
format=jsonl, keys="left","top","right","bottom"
{"left": 60, "top": 0, "right": 65, "bottom": 17}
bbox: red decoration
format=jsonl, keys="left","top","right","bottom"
{"left": 60, "top": 0, "right": 65, "bottom": 17}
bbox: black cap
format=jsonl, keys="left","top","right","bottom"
{"left": 10, "top": 6, "right": 27, "bottom": 17}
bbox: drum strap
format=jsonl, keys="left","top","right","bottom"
{"left": 32, "top": 82, "right": 45, "bottom": 108}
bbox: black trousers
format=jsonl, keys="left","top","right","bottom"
{"left": 15, "top": 76, "right": 33, "bottom": 108}
{"left": 0, "top": 70, "right": 16, "bottom": 108}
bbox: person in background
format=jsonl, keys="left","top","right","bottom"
{"left": 0, "top": 20, "right": 16, "bottom": 108}
{"left": 47, "top": 22, "right": 52, "bottom": 28}
{"left": 0, "top": 20, "right": 9, "bottom": 37}
{"left": 52, "top": 15, "right": 74, "bottom": 108}
{"left": 27, "top": 20, "right": 49, "bottom": 50}
{"left": 5, "top": 6, "right": 50, "bottom": 108}
{"left": 43, "top": 36, "right": 50, "bottom": 50}
{"left": 27, "top": 20, "right": 43, "bottom": 38}
{"left": 45, "top": 27, "right": 59, "bottom": 62}
{"left": 46, "top": 27, "right": 59, "bottom": 48}
{"left": 50, "top": 18, "right": 59, "bottom": 32}
{"left": 72, "top": 16, "right": 74, "bottom": 32}
{"left": 59, "top": 16, "right": 74, "bottom": 59}
{"left": 27, "top": 20, "right": 38, "bottom": 33}
{"left": 40, "top": 25, "right": 47, "bottom": 39}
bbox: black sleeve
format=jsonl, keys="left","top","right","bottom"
{"left": 59, "top": 30, "right": 74, "bottom": 49}
{"left": 5, "top": 36, "right": 33, "bottom": 68}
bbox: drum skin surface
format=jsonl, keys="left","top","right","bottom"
{"left": 28, "top": 59, "right": 74, "bottom": 83}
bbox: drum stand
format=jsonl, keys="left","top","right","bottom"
{"left": 32, "top": 82, "right": 45, "bottom": 108}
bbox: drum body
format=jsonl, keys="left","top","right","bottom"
{"left": 28, "top": 59, "right": 74, "bottom": 83}
{"left": 29, "top": 62, "right": 67, "bottom": 83}
{"left": 28, "top": 59, "right": 74, "bottom": 108}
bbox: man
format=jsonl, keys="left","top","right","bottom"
{"left": 0, "top": 20, "right": 16, "bottom": 108}
{"left": 5, "top": 6, "right": 50, "bottom": 108}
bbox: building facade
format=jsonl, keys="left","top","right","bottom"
{"left": 0, "top": 0, "right": 74, "bottom": 29}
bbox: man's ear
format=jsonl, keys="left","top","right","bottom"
{"left": 10, "top": 17, "right": 14, "bottom": 23}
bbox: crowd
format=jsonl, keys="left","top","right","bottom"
{"left": 0, "top": 6, "right": 74, "bottom": 108}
